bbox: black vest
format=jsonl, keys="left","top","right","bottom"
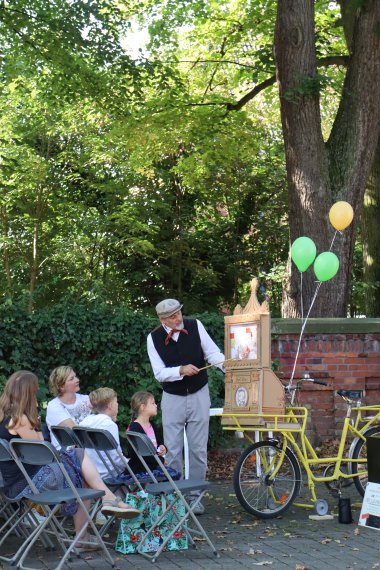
{"left": 151, "top": 318, "right": 208, "bottom": 396}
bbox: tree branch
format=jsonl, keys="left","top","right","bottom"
{"left": 227, "top": 55, "right": 349, "bottom": 111}
{"left": 172, "top": 59, "right": 257, "bottom": 69}
{"left": 203, "top": 36, "right": 228, "bottom": 96}
{"left": 226, "top": 76, "right": 277, "bottom": 111}
{"left": 157, "top": 54, "right": 350, "bottom": 114}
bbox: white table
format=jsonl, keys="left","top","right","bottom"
{"left": 182, "top": 408, "right": 265, "bottom": 478}
{"left": 183, "top": 407, "right": 224, "bottom": 479}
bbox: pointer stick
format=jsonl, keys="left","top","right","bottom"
{"left": 198, "top": 358, "right": 232, "bottom": 372}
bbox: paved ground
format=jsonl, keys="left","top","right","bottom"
{"left": 2, "top": 480, "right": 379, "bottom": 570}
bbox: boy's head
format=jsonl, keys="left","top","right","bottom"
{"left": 89, "top": 387, "right": 118, "bottom": 419}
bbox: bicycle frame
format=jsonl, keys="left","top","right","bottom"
{"left": 221, "top": 403, "right": 380, "bottom": 509}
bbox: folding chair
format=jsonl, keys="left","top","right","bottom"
{"left": 9, "top": 438, "right": 116, "bottom": 570}
{"left": 72, "top": 426, "right": 143, "bottom": 491}
{"left": 125, "top": 430, "right": 219, "bottom": 563}
{"left": 69, "top": 425, "right": 146, "bottom": 536}
{"left": 50, "top": 425, "right": 82, "bottom": 450}
{"left": 47, "top": 426, "right": 86, "bottom": 529}
{"left": 0, "top": 439, "right": 55, "bottom": 566}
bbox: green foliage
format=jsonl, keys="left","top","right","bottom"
{"left": 283, "top": 73, "right": 331, "bottom": 103}
{"left": 0, "top": 1, "right": 373, "bottom": 327}
{"left": 0, "top": 0, "right": 291, "bottom": 318}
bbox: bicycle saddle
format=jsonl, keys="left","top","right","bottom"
{"left": 336, "top": 389, "right": 363, "bottom": 399}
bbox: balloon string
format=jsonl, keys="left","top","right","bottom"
{"left": 300, "top": 272, "right": 304, "bottom": 323}
{"left": 289, "top": 281, "right": 322, "bottom": 385}
{"left": 329, "top": 230, "right": 339, "bottom": 251}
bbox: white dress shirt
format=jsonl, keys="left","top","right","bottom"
{"left": 147, "top": 319, "right": 224, "bottom": 383}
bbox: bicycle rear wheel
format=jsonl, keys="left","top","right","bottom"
{"left": 233, "top": 440, "right": 301, "bottom": 518}
{"left": 352, "top": 426, "right": 380, "bottom": 496}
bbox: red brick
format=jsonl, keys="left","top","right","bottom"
{"left": 271, "top": 330, "right": 380, "bottom": 443}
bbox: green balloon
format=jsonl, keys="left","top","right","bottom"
{"left": 291, "top": 237, "right": 317, "bottom": 273}
{"left": 313, "top": 251, "right": 340, "bottom": 282}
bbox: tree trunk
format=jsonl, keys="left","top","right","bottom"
{"left": 28, "top": 214, "right": 40, "bottom": 313}
{"left": 276, "top": 0, "right": 380, "bottom": 317}
{"left": 28, "top": 184, "right": 45, "bottom": 313}
{"left": 0, "top": 205, "right": 12, "bottom": 297}
{"left": 362, "top": 139, "right": 380, "bottom": 316}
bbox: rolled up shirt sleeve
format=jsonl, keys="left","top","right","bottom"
{"left": 147, "top": 320, "right": 225, "bottom": 382}
{"left": 147, "top": 334, "right": 183, "bottom": 382}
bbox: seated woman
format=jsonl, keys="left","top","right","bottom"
{"left": 0, "top": 370, "right": 140, "bottom": 552}
{"left": 79, "top": 387, "right": 129, "bottom": 479}
{"left": 46, "top": 366, "right": 92, "bottom": 449}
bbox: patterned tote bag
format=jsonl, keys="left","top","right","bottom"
{"left": 115, "top": 490, "right": 188, "bottom": 554}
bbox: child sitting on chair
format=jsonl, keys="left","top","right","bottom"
{"left": 127, "top": 391, "right": 180, "bottom": 480}
{"left": 79, "top": 387, "right": 129, "bottom": 479}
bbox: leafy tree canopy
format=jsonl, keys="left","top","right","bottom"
{"left": 0, "top": 0, "right": 374, "bottom": 317}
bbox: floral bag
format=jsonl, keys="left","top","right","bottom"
{"left": 115, "top": 490, "right": 188, "bottom": 554}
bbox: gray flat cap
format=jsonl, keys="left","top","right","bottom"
{"left": 155, "top": 299, "right": 183, "bottom": 318}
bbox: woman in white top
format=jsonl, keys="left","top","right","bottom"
{"left": 46, "top": 366, "right": 92, "bottom": 449}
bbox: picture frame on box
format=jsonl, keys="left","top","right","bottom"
{"left": 229, "top": 323, "right": 258, "bottom": 361}
{"left": 225, "top": 319, "right": 260, "bottom": 367}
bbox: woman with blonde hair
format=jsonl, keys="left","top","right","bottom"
{"left": 0, "top": 370, "right": 139, "bottom": 551}
{"left": 46, "top": 366, "right": 91, "bottom": 449}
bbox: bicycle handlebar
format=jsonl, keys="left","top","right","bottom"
{"left": 310, "top": 379, "right": 328, "bottom": 386}
{"left": 284, "top": 378, "right": 328, "bottom": 392}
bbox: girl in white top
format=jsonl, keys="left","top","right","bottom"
{"left": 79, "top": 388, "right": 128, "bottom": 478}
{"left": 46, "top": 366, "right": 92, "bottom": 449}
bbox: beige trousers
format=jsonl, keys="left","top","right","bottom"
{"left": 161, "top": 384, "right": 211, "bottom": 483}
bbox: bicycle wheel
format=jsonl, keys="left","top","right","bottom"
{"left": 233, "top": 440, "right": 301, "bottom": 518}
{"left": 351, "top": 426, "right": 380, "bottom": 496}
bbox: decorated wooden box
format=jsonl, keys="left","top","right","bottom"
{"left": 221, "top": 279, "right": 285, "bottom": 426}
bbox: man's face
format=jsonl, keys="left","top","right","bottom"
{"left": 161, "top": 310, "right": 183, "bottom": 330}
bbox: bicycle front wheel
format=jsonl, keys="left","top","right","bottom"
{"left": 233, "top": 441, "right": 301, "bottom": 518}
{"left": 352, "top": 426, "right": 380, "bottom": 496}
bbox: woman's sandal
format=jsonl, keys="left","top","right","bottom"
{"left": 101, "top": 497, "right": 140, "bottom": 519}
{"left": 74, "top": 535, "right": 102, "bottom": 554}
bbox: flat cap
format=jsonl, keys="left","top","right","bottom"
{"left": 155, "top": 298, "right": 183, "bottom": 318}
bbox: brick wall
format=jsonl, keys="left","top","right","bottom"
{"left": 271, "top": 319, "right": 380, "bottom": 444}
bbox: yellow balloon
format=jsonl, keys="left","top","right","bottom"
{"left": 328, "top": 201, "right": 354, "bottom": 231}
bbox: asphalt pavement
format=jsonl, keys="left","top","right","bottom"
{"left": 1, "top": 480, "right": 379, "bottom": 570}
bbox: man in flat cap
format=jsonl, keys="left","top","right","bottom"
{"left": 147, "top": 298, "right": 224, "bottom": 514}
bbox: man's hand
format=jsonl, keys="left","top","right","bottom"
{"left": 180, "top": 364, "right": 200, "bottom": 376}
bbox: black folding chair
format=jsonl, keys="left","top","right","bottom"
{"left": 0, "top": 439, "right": 55, "bottom": 566}
{"left": 48, "top": 426, "right": 88, "bottom": 529}
{"left": 72, "top": 426, "right": 143, "bottom": 491}
{"left": 9, "top": 438, "right": 115, "bottom": 570}
{"left": 125, "top": 430, "right": 219, "bottom": 562}
{"left": 69, "top": 425, "right": 146, "bottom": 536}
{"left": 50, "top": 425, "right": 82, "bottom": 450}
